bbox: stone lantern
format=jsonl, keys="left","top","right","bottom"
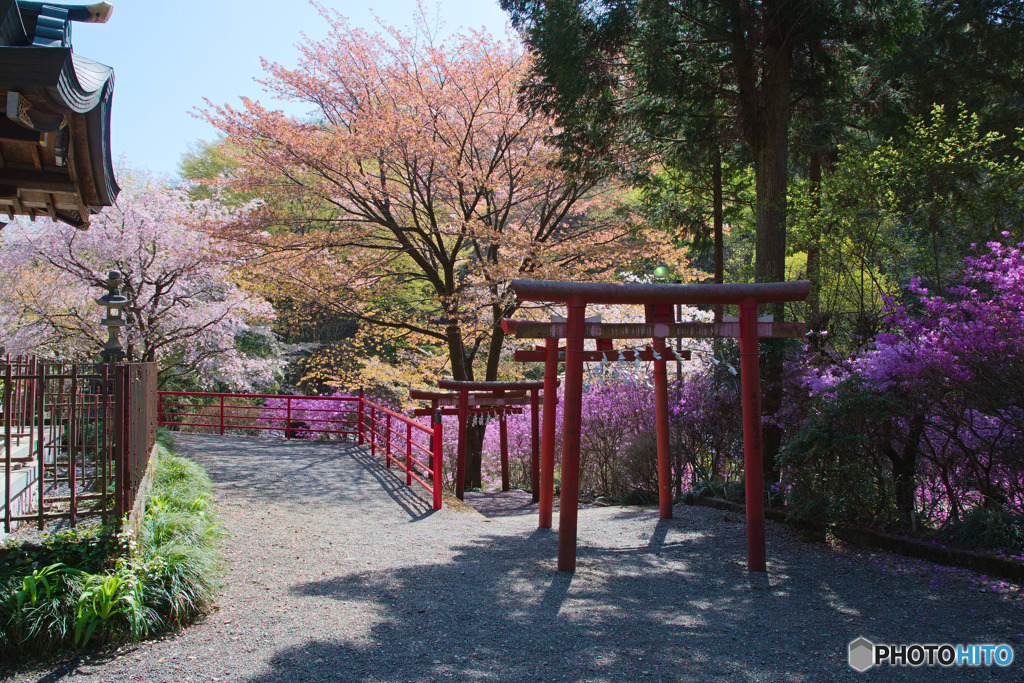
{"left": 95, "top": 270, "right": 129, "bottom": 370}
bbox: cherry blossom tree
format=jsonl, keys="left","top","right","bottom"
{"left": 0, "top": 176, "right": 283, "bottom": 390}
{"left": 201, "top": 7, "right": 682, "bottom": 485}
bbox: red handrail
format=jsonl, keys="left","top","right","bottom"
{"left": 362, "top": 398, "right": 443, "bottom": 507}
{"left": 157, "top": 391, "right": 443, "bottom": 509}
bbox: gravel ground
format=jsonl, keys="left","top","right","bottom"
{"left": 5, "top": 432, "right": 1022, "bottom": 682}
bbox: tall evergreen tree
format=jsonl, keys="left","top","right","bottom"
{"left": 501, "top": 0, "right": 917, "bottom": 481}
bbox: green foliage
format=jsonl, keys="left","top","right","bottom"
{"left": 692, "top": 480, "right": 745, "bottom": 504}
{"left": 0, "top": 563, "right": 81, "bottom": 654}
{"left": 177, "top": 137, "right": 250, "bottom": 208}
{"left": 0, "top": 431, "right": 223, "bottom": 660}
{"left": 779, "top": 378, "right": 904, "bottom": 527}
{"left": 790, "top": 105, "right": 1024, "bottom": 318}
{"left": 947, "top": 509, "right": 1024, "bottom": 555}
{"left": 74, "top": 570, "right": 148, "bottom": 647}
{"left": 0, "top": 526, "right": 117, "bottom": 577}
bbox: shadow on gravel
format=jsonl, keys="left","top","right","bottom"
{"left": 172, "top": 433, "right": 435, "bottom": 521}
{"left": 347, "top": 448, "right": 436, "bottom": 521}
{"left": 240, "top": 517, "right": 1019, "bottom": 683}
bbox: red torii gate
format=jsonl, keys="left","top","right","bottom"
{"left": 505, "top": 279, "right": 810, "bottom": 574}
{"left": 418, "top": 380, "right": 547, "bottom": 500}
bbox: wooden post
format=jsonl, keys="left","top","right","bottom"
{"left": 113, "top": 365, "right": 125, "bottom": 523}
{"left": 358, "top": 387, "right": 365, "bottom": 445}
{"left": 432, "top": 409, "right": 443, "bottom": 510}
{"left": 558, "top": 296, "right": 586, "bottom": 572}
{"left": 284, "top": 396, "right": 291, "bottom": 439}
{"left": 653, "top": 336, "right": 673, "bottom": 519}
{"left": 3, "top": 364, "right": 11, "bottom": 533}
{"left": 499, "top": 391, "right": 510, "bottom": 492}
{"left": 456, "top": 389, "right": 468, "bottom": 500}
{"left": 36, "top": 363, "right": 46, "bottom": 530}
{"left": 68, "top": 365, "right": 78, "bottom": 527}
{"left": 739, "top": 297, "right": 767, "bottom": 573}
{"left": 370, "top": 406, "right": 376, "bottom": 457}
{"left": 530, "top": 387, "right": 540, "bottom": 504}
{"left": 540, "top": 338, "right": 558, "bottom": 528}
{"left": 406, "top": 422, "right": 413, "bottom": 486}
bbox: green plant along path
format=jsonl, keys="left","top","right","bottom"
{"left": 0, "top": 432, "right": 224, "bottom": 660}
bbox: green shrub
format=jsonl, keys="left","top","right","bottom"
{"left": 947, "top": 508, "right": 1024, "bottom": 554}
{"left": 692, "top": 479, "right": 745, "bottom": 504}
{"left": 778, "top": 378, "right": 903, "bottom": 528}
{"left": 0, "top": 430, "right": 223, "bottom": 660}
{"left": 0, "top": 526, "right": 118, "bottom": 577}
{"left": 0, "top": 563, "right": 82, "bottom": 653}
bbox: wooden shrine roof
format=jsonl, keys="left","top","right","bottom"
{"left": 0, "top": 1, "right": 117, "bottom": 228}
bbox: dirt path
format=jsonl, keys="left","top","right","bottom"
{"left": 8, "top": 433, "right": 1023, "bottom": 682}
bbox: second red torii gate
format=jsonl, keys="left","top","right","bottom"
{"left": 506, "top": 279, "right": 810, "bottom": 575}
{"left": 505, "top": 327, "right": 694, "bottom": 531}
{"left": 423, "top": 380, "right": 548, "bottom": 500}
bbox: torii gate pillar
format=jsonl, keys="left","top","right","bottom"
{"left": 558, "top": 296, "right": 586, "bottom": 571}
{"left": 539, "top": 338, "right": 558, "bottom": 528}
{"left": 739, "top": 297, "right": 766, "bottom": 572}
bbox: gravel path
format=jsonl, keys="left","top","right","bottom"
{"left": 7, "top": 433, "right": 1023, "bottom": 682}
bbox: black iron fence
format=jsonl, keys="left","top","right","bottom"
{"left": 2, "top": 356, "right": 158, "bottom": 534}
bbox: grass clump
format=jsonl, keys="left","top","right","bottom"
{"left": 0, "top": 431, "right": 224, "bottom": 661}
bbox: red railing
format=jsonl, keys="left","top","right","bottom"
{"left": 157, "top": 391, "right": 362, "bottom": 440}
{"left": 157, "top": 391, "right": 444, "bottom": 509}
{"left": 363, "top": 399, "right": 443, "bottom": 510}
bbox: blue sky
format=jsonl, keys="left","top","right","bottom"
{"left": 71, "top": 0, "right": 512, "bottom": 179}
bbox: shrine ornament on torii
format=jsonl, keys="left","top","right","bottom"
{"left": 502, "top": 279, "right": 810, "bottom": 575}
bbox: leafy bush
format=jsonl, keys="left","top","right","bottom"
{"left": 692, "top": 480, "right": 746, "bottom": 504}
{"left": 134, "top": 447, "right": 223, "bottom": 629}
{"left": 0, "top": 431, "right": 223, "bottom": 660}
{"left": 0, "top": 526, "right": 117, "bottom": 577}
{"left": 947, "top": 508, "right": 1024, "bottom": 555}
{"left": 779, "top": 378, "right": 905, "bottom": 527}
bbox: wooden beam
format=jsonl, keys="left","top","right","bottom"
{"left": 0, "top": 168, "right": 74, "bottom": 194}
{"left": 412, "top": 407, "right": 525, "bottom": 417}
{"left": 515, "top": 348, "right": 691, "bottom": 363}
{"left": 428, "top": 395, "right": 544, "bottom": 408}
{"left": 0, "top": 118, "right": 41, "bottom": 145}
{"left": 502, "top": 319, "right": 806, "bottom": 340}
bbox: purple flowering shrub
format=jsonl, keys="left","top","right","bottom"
{"left": 671, "top": 370, "right": 743, "bottom": 492}
{"left": 780, "top": 238, "right": 1024, "bottom": 550}
{"left": 476, "top": 378, "right": 660, "bottom": 500}
{"left": 260, "top": 392, "right": 364, "bottom": 440}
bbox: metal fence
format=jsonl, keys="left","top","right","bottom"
{"left": 2, "top": 356, "right": 158, "bottom": 534}
{"left": 365, "top": 399, "right": 443, "bottom": 510}
{"left": 115, "top": 362, "right": 159, "bottom": 526}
